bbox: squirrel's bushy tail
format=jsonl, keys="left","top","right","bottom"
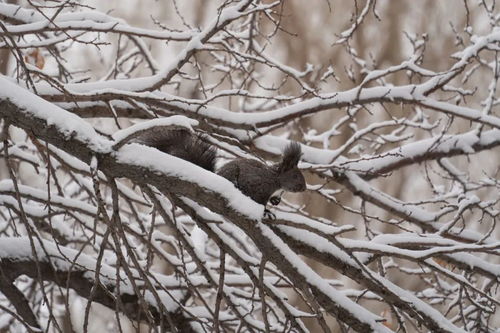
{"left": 277, "top": 142, "right": 302, "bottom": 172}
{"left": 138, "top": 129, "right": 217, "bottom": 172}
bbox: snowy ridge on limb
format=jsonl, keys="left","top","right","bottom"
{"left": 112, "top": 115, "right": 199, "bottom": 148}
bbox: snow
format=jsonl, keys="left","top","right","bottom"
{"left": 372, "top": 271, "right": 467, "bottom": 333}
{"left": 347, "top": 235, "right": 500, "bottom": 261}
{"left": 29, "top": 79, "right": 419, "bottom": 128}
{"left": 190, "top": 224, "right": 209, "bottom": 261}
{"left": 112, "top": 116, "right": 198, "bottom": 142}
{"left": 0, "top": 142, "right": 39, "bottom": 165}
{"left": 345, "top": 171, "right": 438, "bottom": 222}
{"left": 0, "top": 237, "right": 185, "bottom": 312}
{"left": 0, "top": 76, "right": 112, "bottom": 153}
{"left": 115, "top": 143, "right": 264, "bottom": 220}
{"left": 256, "top": 223, "right": 393, "bottom": 333}
{"left": 0, "top": 77, "right": 263, "bottom": 221}
{"left": 204, "top": 220, "right": 261, "bottom": 266}
{"left": 0, "top": 3, "right": 42, "bottom": 24}
{"left": 447, "top": 253, "right": 500, "bottom": 276}
{"left": 337, "top": 129, "right": 500, "bottom": 174}
{"left": 419, "top": 98, "right": 500, "bottom": 129}
{"left": 275, "top": 226, "right": 468, "bottom": 333}
{"left": 0, "top": 3, "right": 194, "bottom": 41}
{"left": 0, "top": 179, "right": 97, "bottom": 215}
{"left": 273, "top": 211, "right": 354, "bottom": 236}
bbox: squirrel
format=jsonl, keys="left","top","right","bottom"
{"left": 135, "top": 129, "right": 306, "bottom": 218}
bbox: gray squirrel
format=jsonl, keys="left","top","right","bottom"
{"left": 136, "top": 129, "right": 306, "bottom": 217}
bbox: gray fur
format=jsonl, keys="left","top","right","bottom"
{"left": 278, "top": 142, "right": 302, "bottom": 172}
{"left": 137, "top": 129, "right": 217, "bottom": 171}
{"left": 217, "top": 159, "right": 281, "bottom": 205}
{"left": 217, "top": 142, "right": 306, "bottom": 205}
{"left": 138, "top": 130, "right": 306, "bottom": 206}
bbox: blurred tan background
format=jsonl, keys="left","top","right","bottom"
{"left": 1, "top": 1, "right": 499, "bottom": 331}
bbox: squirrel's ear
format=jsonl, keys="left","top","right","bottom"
{"left": 280, "top": 142, "right": 302, "bottom": 171}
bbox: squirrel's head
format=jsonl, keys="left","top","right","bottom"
{"left": 277, "top": 142, "right": 306, "bottom": 192}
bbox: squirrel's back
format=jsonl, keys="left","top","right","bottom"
{"left": 137, "top": 129, "right": 217, "bottom": 172}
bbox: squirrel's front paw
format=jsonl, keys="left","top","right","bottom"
{"left": 269, "top": 196, "right": 281, "bottom": 206}
{"left": 263, "top": 209, "right": 276, "bottom": 220}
